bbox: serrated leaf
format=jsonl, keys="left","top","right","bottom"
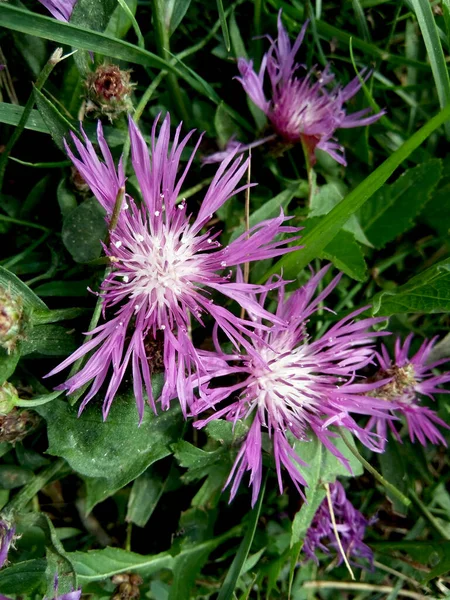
{"left": 359, "top": 160, "right": 442, "bottom": 248}
{"left": 61, "top": 198, "right": 107, "bottom": 263}
{"left": 290, "top": 435, "right": 363, "bottom": 547}
{"left": 37, "top": 383, "right": 183, "bottom": 511}
{"left": 372, "top": 258, "right": 450, "bottom": 316}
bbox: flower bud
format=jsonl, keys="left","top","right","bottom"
{"left": 0, "top": 381, "right": 19, "bottom": 415}
{"left": 0, "top": 406, "right": 38, "bottom": 444}
{"left": 84, "top": 64, "right": 134, "bottom": 122}
{"left": 0, "top": 288, "right": 24, "bottom": 354}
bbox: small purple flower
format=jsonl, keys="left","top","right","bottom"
{"left": 233, "top": 13, "right": 384, "bottom": 166}
{"left": 192, "top": 265, "right": 392, "bottom": 505}
{"left": 46, "top": 114, "right": 300, "bottom": 420}
{"left": 37, "top": 0, "right": 77, "bottom": 22}
{"left": 0, "top": 520, "right": 15, "bottom": 569}
{"left": 365, "top": 334, "right": 450, "bottom": 448}
{"left": 303, "top": 481, "right": 374, "bottom": 568}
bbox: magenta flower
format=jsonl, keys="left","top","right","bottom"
{"left": 0, "top": 520, "right": 15, "bottom": 569}
{"left": 303, "top": 481, "right": 374, "bottom": 568}
{"left": 46, "top": 114, "right": 300, "bottom": 420}
{"left": 229, "top": 13, "right": 384, "bottom": 166}
{"left": 37, "top": 0, "right": 77, "bottom": 22}
{"left": 192, "top": 265, "right": 393, "bottom": 505}
{"left": 365, "top": 334, "right": 450, "bottom": 448}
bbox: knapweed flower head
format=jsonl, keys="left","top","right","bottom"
{"left": 85, "top": 64, "right": 135, "bottom": 122}
{"left": 46, "top": 114, "right": 300, "bottom": 420}
{"left": 37, "top": 0, "right": 77, "bottom": 22}
{"left": 0, "top": 287, "right": 24, "bottom": 355}
{"left": 365, "top": 334, "right": 450, "bottom": 448}
{"left": 0, "top": 519, "right": 15, "bottom": 569}
{"left": 192, "top": 265, "right": 393, "bottom": 505}
{"left": 236, "top": 13, "right": 384, "bottom": 165}
{"left": 303, "top": 481, "right": 374, "bottom": 569}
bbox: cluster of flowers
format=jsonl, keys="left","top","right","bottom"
{"left": 8, "top": 4, "right": 449, "bottom": 572}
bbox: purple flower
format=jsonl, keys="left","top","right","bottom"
{"left": 37, "top": 0, "right": 77, "bottom": 22}
{"left": 0, "top": 520, "right": 15, "bottom": 569}
{"left": 233, "top": 13, "right": 384, "bottom": 166}
{"left": 46, "top": 114, "right": 300, "bottom": 420}
{"left": 303, "top": 481, "right": 374, "bottom": 568}
{"left": 365, "top": 334, "right": 450, "bottom": 448}
{"left": 192, "top": 265, "right": 392, "bottom": 505}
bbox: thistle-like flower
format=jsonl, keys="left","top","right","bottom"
{"left": 365, "top": 334, "right": 450, "bottom": 448}
{"left": 220, "top": 13, "right": 384, "bottom": 166}
{"left": 0, "top": 520, "right": 15, "bottom": 569}
{"left": 37, "top": 0, "right": 77, "bottom": 22}
{"left": 85, "top": 64, "right": 135, "bottom": 122}
{"left": 303, "top": 481, "right": 374, "bottom": 568}
{"left": 192, "top": 265, "right": 392, "bottom": 505}
{"left": 46, "top": 114, "right": 300, "bottom": 420}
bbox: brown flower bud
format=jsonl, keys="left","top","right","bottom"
{"left": 84, "top": 64, "right": 135, "bottom": 122}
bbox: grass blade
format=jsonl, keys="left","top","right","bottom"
{"left": 264, "top": 103, "right": 450, "bottom": 279}
{"left": 410, "top": 0, "right": 450, "bottom": 137}
{"left": 217, "top": 0, "right": 231, "bottom": 52}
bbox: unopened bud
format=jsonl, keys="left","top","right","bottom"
{"left": 0, "top": 407, "right": 38, "bottom": 444}
{"left": 84, "top": 63, "right": 134, "bottom": 122}
{"left": 0, "top": 382, "right": 19, "bottom": 415}
{"left": 0, "top": 288, "right": 24, "bottom": 354}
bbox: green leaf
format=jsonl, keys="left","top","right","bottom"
{"left": 61, "top": 198, "right": 108, "bottom": 263}
{"left": 165, "top": 0, "right": 193, "bottom": 36}
{"left": 71, "top": 0, "right": 116, "bottom": 73}
{"left": 214, "top": 102, "right": 242, "bottom": 148}
{"left": 105, "top": 0, "right": 138, "bottom": 39}
{"left": 372, "top": 259, "right": 450, "bottom": 316}
{"left": 173, "top": 440, "right": 223, "bottom": 482}
{"left": 216, "top": 0, "right": 231, "bottom": 52}
{"left": 21, "top": 324, "right": 77, "bottom": 357}
{"left": 0, "top": 465, "right": 34, "bottom": 489}
{"left": 33, "top": 88, "right": 77, "bottom": 152}
{"left": 410, "top": 0, "right": 450, "bottom": 137}
{"left": 37, "top": 383, "right": 183, "bottom": 512}
{"left": 378, "top": 438, "right": 411, "bottom": 516}
{"left": 126, "top": 467, "right": 169, "bottom": 528}
{"left": 217, "top": 479, "right": 266, "bottom": 600}
{"left": 0, "top": 559, "right": 46, "bottom": 595}
{"left": 0, "top": 347, "right": 20, "bottom": 386}
{"left": 57, "top": 178, "right": 78, "bottom": 218}
{"left": 265, "top": 104, "right": 450, "bottom": 280}
{"left": 69, "top": 547, "right": 173, "bottom": 583}
{"left": 424, "top": 180, "right": 450, "bottom": 238}
{"left": 0, "top": 102, "right": 49, "bottom": 134}
{"left": 0, "top": 265, "right": 48, "bottom": 312}
{"left": 359, "top": 160, "right": 442, "bottom": 248}
{"left": 206, "top": 419, "right": 248, "bottom": 444}
{"left": 290, "top": 435, "right": 363, "bottom": 547}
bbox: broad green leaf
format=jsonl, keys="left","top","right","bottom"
{"left": 424, "top": 180, "right": 450, "bottom": 238}
{"left": 290, "top": 435, "right": 363, "bottom": 547}
{"left": 57, "top": 179, "right": 78, "bottom": 219}
{"left": 33, "top": 282, "right": 90, "bottom": 298}
{"left": 21, "top": 324, "right": 77, "bottom": 357}
{"left": 69, "top": 547, "right": 174, "bottom": 583}
{"left": 372, "top": 259, "right": 450, "bottom": 316}
{"left": 214, "top": 102, "right": 242, "bottom": 148}
{"left": 359, "top": 160, "right": 442, "bottom": 248}
{"left": 71, "top": 0, "right": 116, "bottom": 73}
{"left": 173, "top": 440, "right": 223, "bottom": 482}
{"left": 106, "top": 0, "right": 137, "bottom": 39}
{"left": 0, "top": 559, "right": 46, "bottom": 595}
{"left": 410, "top": 0, "right": 450, "bottom": 137}
{"left": 321, "top": 229, "right": 367, "bottom": 282}
{"left": 379, "top": 438, "right": 411, "bottom": 516}
{"left": 217, "top": 479, "right": 266, "bottom": 600}
{"left": 206, "top": 419, "right": 248, "bottom": 444}
{"left": 34, "top": 88, "right": 77, "bottom": 152}
{"left": 126, "top": 467, "right": 170, "bottom": 528}
{"left": 0, "top": 347, "right": 20, "bottom": 386}
{"left": 37, "top": 383, "right": 183, "bottom": 511}
{"left": 61, "top": 198, "right": 107, "bottom": 263}
{"left": 0, "top": 265, "right": 48, "bottom": 312}
{"left": 265, "top": 104, "right": 450, "bottom": 280}
{"left": 0, "top": 103, "right": 48, "bottom": 134}
{"left": 229, "top": 10, "right": 248, "bottom": 60}
{"left": 0, "top": 465, "right": 34, "bottom": 489}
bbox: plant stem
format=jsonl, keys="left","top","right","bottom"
{"left": 338, "top": 428, "right": 411, "bottom": 508}
{"left": 151, "top": 0, "right": 189, "bottom": 123}
{"left": 300, "top": 137, "right": 317, "bottom": 207}
{"left": 409, "top": 489, "right": 450, "bottom": 540}
{"left": 3, "top": 458, "right": 66, "bottom": 515}
{"left": 302, "top": 581, "right": 430, "bottom": 600}
{"left": 0, "top": 48, "right": 64, "bottom": 192}
{"left": 324, "top": 482, "right": 355, "bottom": 581}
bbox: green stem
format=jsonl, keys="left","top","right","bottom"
{"left": 151, "top": 0, "right": 189, "bottom": 123}
{"left": 409, "top": 489, "right": 450, "bottom": 540}
{"left": 3, "top": 458, "right": 66, "bottom": 515}
{"left": 0, "top": 215, "right": 51, "bottom": 232}
{"left": 301, "top": 137, "right": 317, "bottom": 207}
{"left": 338, "top": 428, "right": 411, "bottom": 508}
{"left": 0, "top": 48, "right": 63, "bottom": 192}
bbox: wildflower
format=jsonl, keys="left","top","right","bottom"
{"left": 0, "top": 287, "right": 24, "bottom": 354}
{"left": 220, "top": 13, "right": 384, "bottom": 166}
{"left": 303, "top": 481, "right": 374, "bottom": 568}
{"left": 0, "top": 520, "right": 15, "bottom": 568}
{"left": 365, "top": 334, "right": 450, "bottom": 448}
{"left": 37, "top": 0, "right": 77, "bottom": 22}
{"left": 85, "top": 64, "right": 135, "bottom": 122}
{"left": 46, "top": 114, "right": 300, "bottom": 420}
{"left": 192, "top": 265, "right": 392, "bottom": 505}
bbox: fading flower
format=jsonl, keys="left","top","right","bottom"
{"left": 0, "top": 520, "right": 15, "bottom": 569}
{"left": 192, "top": 265, "right": 392, "bottom": 505}
{"left": 46, "top": 114, "right": 300, "bottom": 420}
{"left": 303, "top": 481, "right": 374, "bottom": 568}
{"left": 85, "top": 64, "right": 135, "bottom": 122}
{"left": 365, "top": 334, "right": 450, "bottom": 448}
{"left": 210, "top": 13, "right": 384, "bottom": 166}
{"left": 37, "top": 0, "right": 77, "bottom": 22}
